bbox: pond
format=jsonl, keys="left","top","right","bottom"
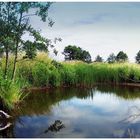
{"left": 1, "top": 85, "right": 140, "bottom": 138}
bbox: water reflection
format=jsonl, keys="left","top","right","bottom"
{"left": 119, "top": 106, "right": 140, "bottom": 124}
{"left": 5, "top": 85, "right": 140, "bottom": 137}
{"left": 43, "top": 120, "right": 65, "bottom": 133}
{"left": 16, "top": 88, "right": 95, "bottom": 116}
{"left": 97, "top": 85, "right": 140, "bottom": 100}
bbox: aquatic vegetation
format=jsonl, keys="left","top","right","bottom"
{"left": 44, "top": 120, "right": 65, "bottom": 133}
{"left": 15, "top": 54, "right": 140, "bottom": 87}
{"left": 0, "top": 52, "right": 140, "bottom": 110}
{"left": 91, "top": 63, "right": 140, "bottom": 84}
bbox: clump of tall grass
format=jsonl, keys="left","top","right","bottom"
{"left": 74, "top": 62, "right": 94, "bottom": 86}
{"left": 91, "top": 63, "right": 140, "bottom": 84}
{"left": 32, "top": 62, "right": 51, "bottom": 86}
{"left": 0, "top": 78, "right": 26, "bottom": 109}
{"left": 60, "top": 63, "right": 76, "bottom": 86}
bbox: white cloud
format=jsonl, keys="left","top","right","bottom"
{"left": 27, "top": 2, "right": 140, "bottom": 62}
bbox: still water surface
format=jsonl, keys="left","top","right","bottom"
{"left": 1, "top": 85, "right": 140, "bottom": 138}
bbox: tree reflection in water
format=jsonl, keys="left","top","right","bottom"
{"left": 38, "top": 120, "right": 65, "bottom": 137}
{"left": 44, "top": 120, "right": 65, "bottom": 133}
{"left": 119, "top": 106, "right": 140, "bottom": 124}
{"left": 119, "top": 106, "right": 140, "bottom": 138}
{"left": 1, "top": 85, "right": 140, "bottom": 138}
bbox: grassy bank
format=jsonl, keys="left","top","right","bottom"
{"left": 16, "top": 52, "right": 140, "bottom": 87}
{"left": 0, "top": 52, "right": 140, "bottom": 109}
{"left": 12, "top": 53, "right": 140, "bottom": 87}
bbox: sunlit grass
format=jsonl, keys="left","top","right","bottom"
{"left": 0, "top": 79, "right": 27, "bottom": 109}
{"left": 0, "top": 52, "right": 140, "bottom": 110}
{"left": 16, "top": 56, "right": 140, "bottom": 87}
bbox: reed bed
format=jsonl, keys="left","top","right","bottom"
{"left": 16, "top": 53, "right": 140, "bottom": 87}
{"left": 0, "top": 52, "right": 140, "bottom": 109}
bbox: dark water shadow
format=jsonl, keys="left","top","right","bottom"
{"left": 0, "top": 121, "right": 13, "bottom": 138}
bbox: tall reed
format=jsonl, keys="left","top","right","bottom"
{"left": 16, "top": 56, "right": 140, "bottom": 87}
{"left": 1, "top": 52, "right": 140, "bottom": 110}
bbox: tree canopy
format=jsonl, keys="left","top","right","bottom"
{"left": 116, "top": 51, "right": 128, "bottom": 62}
{"left": 136, "top": 50, "right": 140, "bottom": 64}
{"left": 63, "top": 45, "right": 92, "bottom": 63}
{"left": 0, "top": 2, "right": 56, "bottom": 79}
{"left": 94, "top": 55, "right": 103, "bottom": 62}
{"left": 107, "top": 53, "right": 116, "bottom": 63}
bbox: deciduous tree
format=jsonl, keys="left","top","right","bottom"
{"left": 116, "top": 51, "right": 128, "bottom": 62}
{"left": 107, "top": 53, "right": 116, "bottom": 63}
{"left": 95, "top": 55, "right": 103, "bottom": 62}
{"left": 63, "top": 45, "right": 91, "bottom": 63}
{"left": 0, "top": 2, "right": 54, "bottom": 80}
{"left": 135, "top": 50, "right": 140, "bottom": 64}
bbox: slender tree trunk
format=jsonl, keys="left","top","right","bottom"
{"left": 4, "top": 48, "right": 9, "bottom": 79}
{"left": 4, "top": 3, "right": 10, "bottom": 79}
{"left": 11, "top": 10, "right": 23, "bottom": 81}
{"left": 11, "top": 42, "right": 18, "bottom": 80}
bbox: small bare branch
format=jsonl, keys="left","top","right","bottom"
{"left": 22, "top": 13, "right": 36, "bottom": 19}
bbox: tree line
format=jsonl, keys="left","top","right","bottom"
{"left": 63, "top": 45, "right": 140, "bottom": 64}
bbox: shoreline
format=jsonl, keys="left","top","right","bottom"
{"left": 23, "top": 82, "right": 140, "bottom": 92}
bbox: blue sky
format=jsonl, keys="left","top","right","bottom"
{"left": 29, "top": 2, "right": 140, "bottom": 62}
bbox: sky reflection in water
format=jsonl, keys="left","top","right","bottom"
{"left": 12, "top": 86, "right": 140, "bottom": 138}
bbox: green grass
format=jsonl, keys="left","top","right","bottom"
{"left": 15, "top": 54, "right": 140, "bottom": 87}
{"left": 0, "top": 52, "right": 140, "bottom": 110}
{"left": 0, "top": 78, "right": 27, "bottom": 109}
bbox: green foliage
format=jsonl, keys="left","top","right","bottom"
{"left": 107, "top": 53, "right": 116, "bottom": 63}
{"left": 116, "top": 51, "right": 128, "bottom": 62}
{"left": 51, "top": 60, "right": 63, "bottom": 69}
{"left": 23, "top": 41, "right": 37, "bottom": 59}
{"left": 0, "top": 2, "right": 53, "bottom": 80}
{"left": 49, "top": 67, "right": 61, "bottom": 87}
{"left": 135, "top": 50, "right": 140, "bottom": 64}
{"left": 15, "top": 54, "right": 140, "bottom": 88}
{"left": 75, "top": 63, "right": 94, "bottom": 85}
{"left": 60, "top": 63, "right": 76, "bottom": 86}
{"left": 0, "top": 52, "right": 140, "bottom": 110}
{"left": 63, "top": 45, "right": 92, "bottom": 63}
{"left": 0, "top": 78, "right": 26, "bottom": 109}
{"left": 32, "top": 62, "right": 50, "bottom": 87}
{"left": 95, "top": 55, "right": 103, "bottom": 62}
